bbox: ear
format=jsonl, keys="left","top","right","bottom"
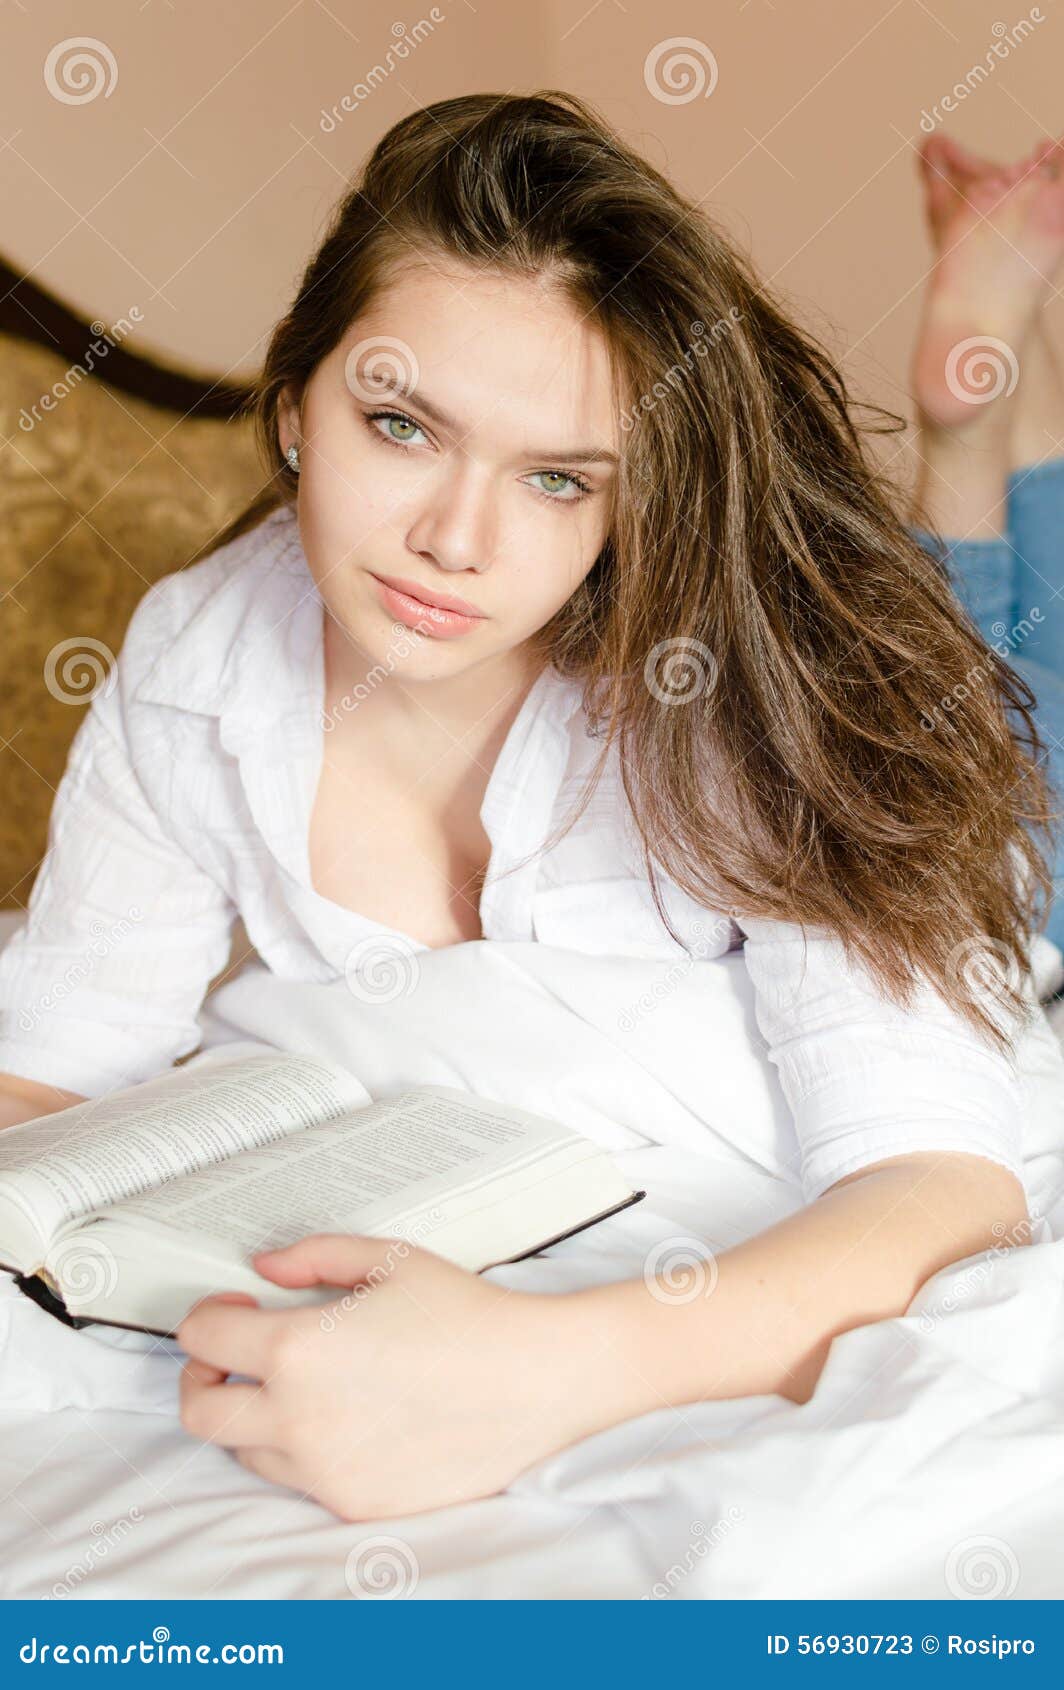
{"left": 276, "top": 381, "right": 304, "bottom": 456}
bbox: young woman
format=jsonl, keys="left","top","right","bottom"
{"left": 0, "top": 93, "right": 1059, "bottom": 1521}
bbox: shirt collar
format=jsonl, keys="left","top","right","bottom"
{"left": 131, "top": 504, "right": 313, "bottom": 726}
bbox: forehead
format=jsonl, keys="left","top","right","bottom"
{"left": 338, "top": 260, "right": 620, "bottom": 454}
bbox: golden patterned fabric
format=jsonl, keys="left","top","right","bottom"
{"left": 0, "top": 331, "right": 265, "bottom": 909}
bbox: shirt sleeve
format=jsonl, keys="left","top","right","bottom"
{"left": 0, "top": 676, "right": 236, "bottom": 1098}
{"left": 734, "top": 912, "right": 1028, "bottom": 1204}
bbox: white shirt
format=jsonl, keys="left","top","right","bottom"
{"left": 0, "top": 503, "right": 1053, "bottom": 1201}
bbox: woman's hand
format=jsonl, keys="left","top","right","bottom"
{"left": 177, "top": 1154, "right": 1025, "bottom": 1521}
{"left": 176, "top": 1235, "right": 644, "bottom": 1521}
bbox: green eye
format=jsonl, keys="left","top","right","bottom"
{"left": 529, "top": 470, "right": 590, "bottom": 502}
{"left": 382, "top": 414, "right": 419, "bottom": 442}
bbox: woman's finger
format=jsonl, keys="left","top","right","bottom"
{"left": 176, "top": 1297, "right": 283, "bottom": 1379}
{"left": 179, "top": 1368, "right": 273, "bottom": 1448}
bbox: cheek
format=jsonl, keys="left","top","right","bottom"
{"left": 302, "top": 404, "right": 407, "bottom": 516}
{"left": 508, "top": 528, "right": 600, "bottom": 623}
{"left": 299, "top": 457, "right": 401, "bottom": 565}
{"left": 541, "top": 513, "right": 604, "bottom": 599}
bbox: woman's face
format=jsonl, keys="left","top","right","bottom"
{"left": 279, "top": 261, "right": 619, "bottom": 682}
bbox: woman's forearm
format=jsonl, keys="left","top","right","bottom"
{"left": 0, "top": 1072, "right": 85, "bottom": 1131}
{"left": 561, "top": 1151, "right": 1031, "bottom": 1431}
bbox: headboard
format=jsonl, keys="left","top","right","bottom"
{"left": 0, "top": 257, "right": 266, "bottom": 909}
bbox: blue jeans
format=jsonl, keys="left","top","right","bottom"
{"left": 910, "top": 457, "right": 1064, "bottom": 953}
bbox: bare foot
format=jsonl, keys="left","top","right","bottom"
{"left": 911, "top": 133, "right": 1064, "bottom": 431}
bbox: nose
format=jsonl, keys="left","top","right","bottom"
{"left": 404, "top": 456, "right": 498, "bottom": 575}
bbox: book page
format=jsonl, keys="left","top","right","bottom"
{"left": 0, "top": 1052, "right": 368, "bottom": 1249}
{"left": 107, "top": 1088, "right": 575, "bottom": 1255}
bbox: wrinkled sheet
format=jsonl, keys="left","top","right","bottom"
{"left": 1, "top": 934, "right": 1064, "bottom": 1599}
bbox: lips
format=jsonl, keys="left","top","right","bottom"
{"left": 370, "top": 575, "right": 485, "bottom": 641}
{"left": 371, "top": 573, "right": 484, "bottom": 619}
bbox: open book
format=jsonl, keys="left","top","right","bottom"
{"left": 0, "top": 1053, "right": 644, "bottom": 1337}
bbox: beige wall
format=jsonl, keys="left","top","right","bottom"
{"left": 2, "top": 0, "right": 1060, "bottom": 449}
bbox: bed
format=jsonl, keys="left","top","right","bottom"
{"left": 1, "top": 914, "right": 1063, "bottom": 1601}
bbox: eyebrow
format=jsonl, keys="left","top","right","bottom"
{"left": 358, "top": 373, "right": 620, "bottom": 468}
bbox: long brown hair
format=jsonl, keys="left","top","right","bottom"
{"left": 199, "top": 89, "right": 1057, "bottom": 1053}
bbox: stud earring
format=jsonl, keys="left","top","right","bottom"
{"left": 285, "top": 444, "right": 301, "bottom": 474}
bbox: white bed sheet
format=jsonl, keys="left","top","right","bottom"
{"left": 1, "top": 921, "right": 1063, "bottom": 1600}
